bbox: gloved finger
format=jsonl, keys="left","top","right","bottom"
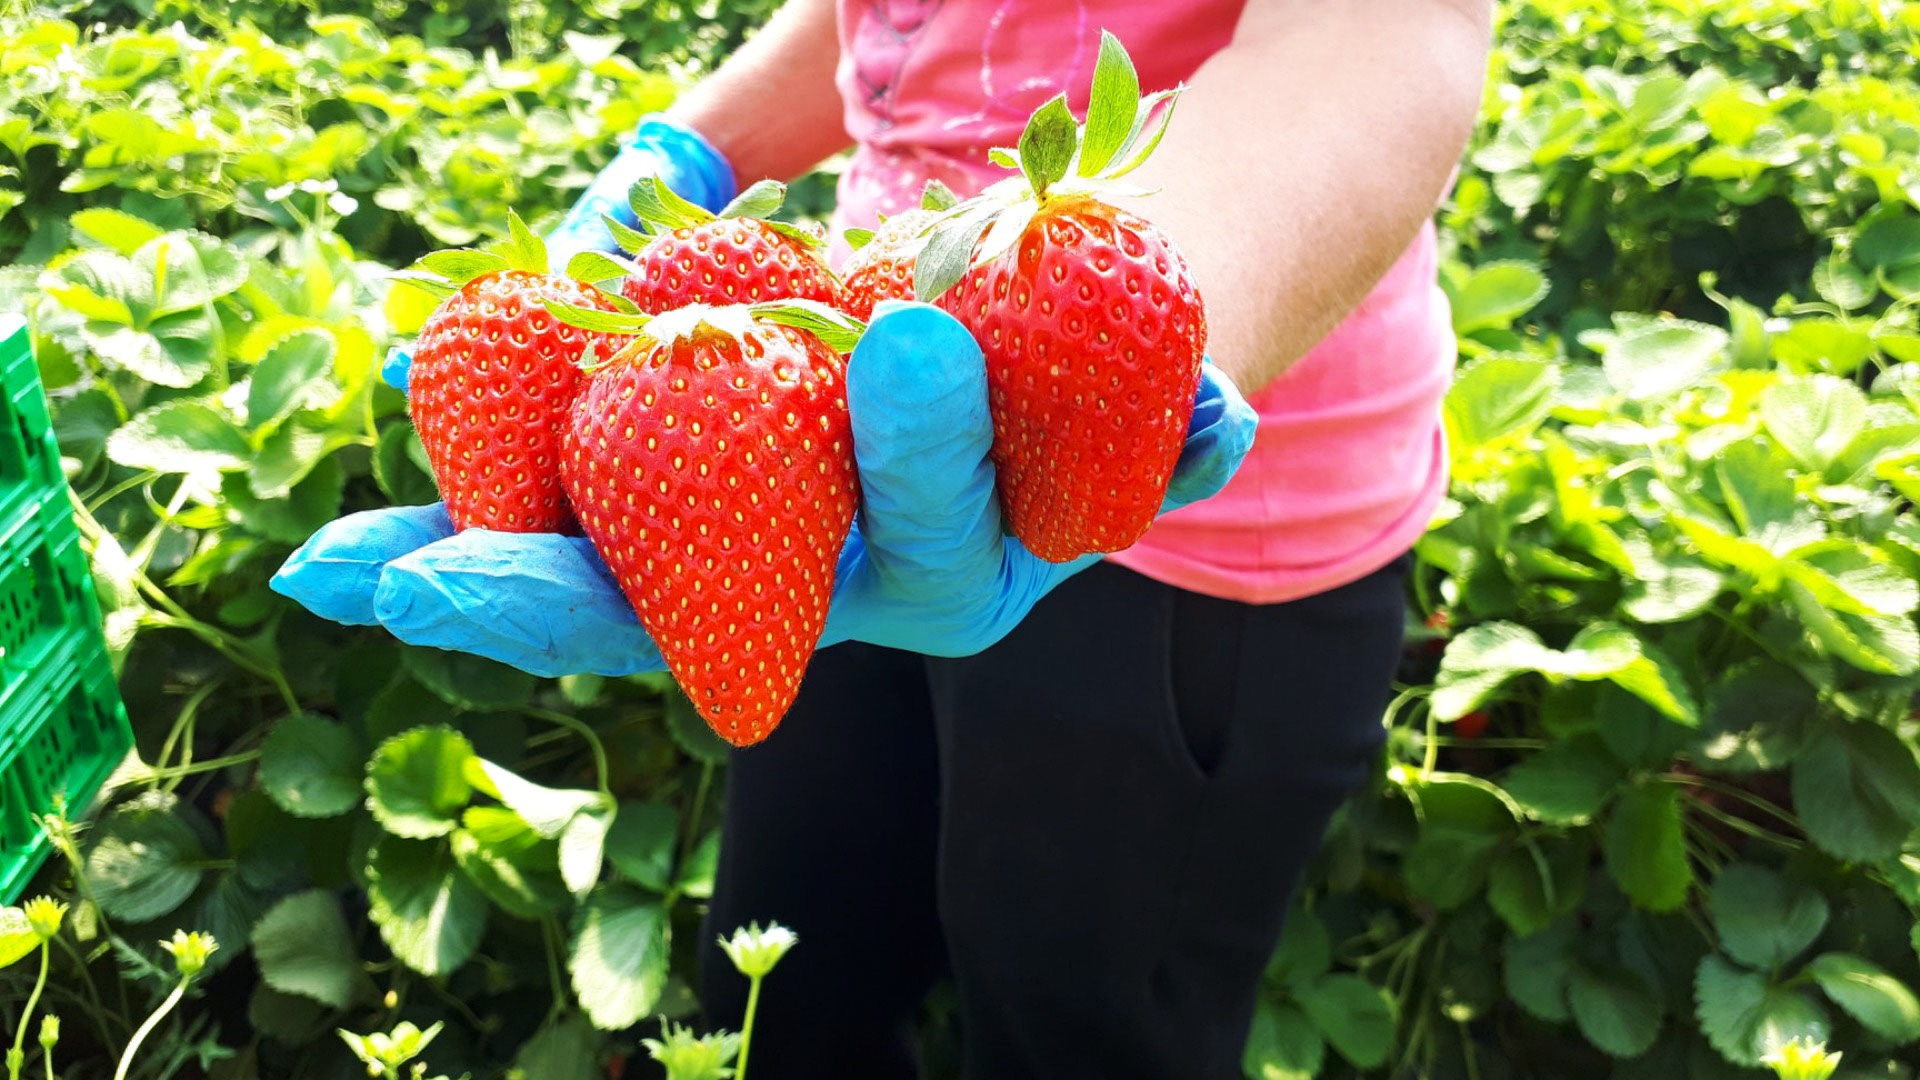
{"left": 1161, "top": 359, "right": 1258, "bottom": 512}
{"left": 373, "top": 530, "right": 665, "bottom": 679}
{"left": 844, "top": 302, "right": 1006, "bottom": 591}
{"left": 383, "top": 345, "right": 414, "bottom": 394}
{"left": 546, "top": 120, "right": 736, "bottom": 264}
{"left": 270, "top": 503, "right": 454, "bottom": 626}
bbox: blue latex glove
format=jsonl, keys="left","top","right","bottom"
{"left": 273, "top": 303, "right": 1257, "bottom": 676}
{"left": 545, "top": 115, "right": 737, "bottom": 266}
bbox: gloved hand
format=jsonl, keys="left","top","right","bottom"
{"left": 272, "top": 303, "right": 1257, "bottom": 676}
{"left": 545, "top": 115, "right": 737, "bottom": 266}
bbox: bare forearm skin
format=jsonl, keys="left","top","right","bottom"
{"left": 1116, "top": 0, "right": 1494, "bottom": 395}
{"left": 664, "top": 0, "right": 853, "bottom": 184}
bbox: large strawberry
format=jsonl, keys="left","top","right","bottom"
{"left": 837, "top": 181, "right": 958, "bottom": 319}
{"left": 398, "top": 212, "right": 629, "bottom": 533}
{"left": 547, "top": 299, "right": 864, "bottom": 747}
{"left": 593, "top": 178, "right": 848, "bottom": 314}
{"left": 915, "top": 32, "right": 1206, "bottom": 564}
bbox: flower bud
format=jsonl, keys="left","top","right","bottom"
{"left": 23, "top": 897, "right": 66, "bottom": 943}
{"left": 718, "top": 922, "right": 797, "bottom": 979}
{"left": 160, "top": 930, "right": 218, "bottom": 979}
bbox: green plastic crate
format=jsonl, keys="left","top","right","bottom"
{"left": 0, "top": 315, "right": 64, "bottom": 531}
{"left": 0, "top": 315, "right": 134, "bottom": 902}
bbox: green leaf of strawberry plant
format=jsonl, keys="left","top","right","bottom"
{"left": 570, "top": 884, "right": 671, "bottom": 1030}
{"left": 493, "top": 208, "right": 550, "bottom": 274}
{"left": 259, "top": 714, "right": 365, "bottom": 819}
{"left": 470, "top": 759, "right": 607, "bottom": 839}
{"left": 0, "top": 909, "right": 37, "bottom": 971}
{"left": 1242, "top": 998, "right": 1324, "bottom": 1080}
{"left": 1812, "top": 254, "right": 1875, "bottom": 311}
{"left": 450, "top": 810, "right": 569, "bottom": 921}
{"left": 753, "top": 298, "right": 866, "bottom": 354}
{"left": 630, "top": 175, "right": 715, "bottom": 234}
{"left": 1432, "top": 622, "right": 1697, "bottom": 725}
{"left": 105, "top": 400, "right": 250, "bottom": 473}
{"left": 247, "top": 328, "right": 337, "bottom": 431}
{"left": 365, "top": 725, "right": 476, "bottom": 839}
{"left": 914, "top": 201, "right": 998, "bottom": 301}
{"left": 1803, "top": 952, "right": 1920, "bottom": 1043}
{"left": 921, "top": 179, "right": 961, "bottom": 211}
{"left": 1103, "top": 87, "right": 1180, "bottom": 179}
{"left": 1787, "top": 581, "right": 1920, "bottom": 675}
{"left": 1567, "top": 962, "right": 1664, "bottom": 1058}
{"left": 70, "top": 207, "right": 165, "bottom": 255}
{"left": 1695, "top": 662, "right": 1819, "bottom": 774}
{"left": 1505, "top": 920, "right": 1576, "bottom": 1023}
{"left": 1264, "top": 903, "right": 1332, "bottom": 990}
{"left": 1501, "top": 735, "right": 1624, "bottom": 825}
{"left": 719, "top": 178, "right": 786, "bottom": 220}
{"left": 413, "top": 249, "right": 510, "bottom": 284}
{"left": 1402, "top": 775, "right": 1514, "bottom": 909}
{"left": 1078, "top": 30, "right": 1141, "bottom": 178}
{"left": 85, "top": 794, "right": 209, "bottom": 923}
{"left": 1763, "top": 375, "right": 1867, "bottom": 471}
{"left": 1600, "top": 319, "right": 1729, "bottom": 401}
{"left": 676, "top": 829, "right": 720, "bottom": 900}
{"left": 603, "top": 800, "right": 679, "bottom": 893}
{"left": 1294, "top": 974, "right": 1395, "bottom": 1070}
{"left": 565, "top": 251, "right": 635, "bottom": 285}
{"left": 1695, "top": 955, "right": 1830, "bottom": 1067}
{"left": 513, "top": 1015, "right": 599, "bottom": 1080}
{"left": 402, "top": 647, "right": 537, "bottom": 711}
{"left": 1445, "top": 355, "right": 1558, "bottom": 446}
{"left": 560, "top": 804, "right": 613, "bottom": 896}
{"left": 543, "top": 296, "right": 652, "bottom": 336}
{"left": 601, "top": 213, "right": 655, "bottom": 256}
{"left": 1487, "top": 836, "right": 1588, "bottom": 936}
{"left": 251, "top": 889, "right": 361, "bottom": 1010}
{"left": 1447, "top": 261, "right": 1550, "bottom": 336}
{"left": 1708, "top": 865, "right": 1829, "bottom": 972}
{"left": 366, "top": 836, "right": 488, "bottom": 977}
{"left": 1792, "top": 722, "right": 1920, "bottom": 862}
{"left": 388, "top": 270, "right": 456, "bottom": 301}
{"left": 1603, "top": 781, "right": 1693, "bottom": 912}
{"left": 1017, "top": 95, "right": 1078, "bottom": 198}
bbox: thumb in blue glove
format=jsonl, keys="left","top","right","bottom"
{"left": 820, "top": 301, "right": 1256, "bottom": 656}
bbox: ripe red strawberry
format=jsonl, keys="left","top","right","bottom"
{"left": 916, "top": 32, "right": 1206, "bottom": 563}
{"left": 401, "top": 213, "right": 628, "bottom": 533}
{"left": 837, "top": 182, "right": 958, "bottom": 319}
{"left": 553, "top": 301, "right": 863, "bottom": 746}
{"left": 607, "top": 178, "right": 846, "bottom": 314}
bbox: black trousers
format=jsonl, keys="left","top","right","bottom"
{"left": 698, "top": 556, "right": 1408, "bottom": 1080}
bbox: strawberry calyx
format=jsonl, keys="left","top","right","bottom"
{"left": 391, "top": 208, "right": 570, "bottom": 300}
{"left": 542, "top": 297, "right": 867, "bottom": 362}
{"left": 842, "top": 179, "right": 960, "bottom": 253}
{"left": 611, "top": 176, "right": 826, "bottom": 253}
{"left": 389, "top": 208, "right": 645, "bottom": 322}
{"left": 912, "top": 30, "right": 1181, "bottom": 302}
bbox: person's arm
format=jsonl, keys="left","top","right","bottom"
{"left": 1116, "top": 0, "right": 1493, "bottom": 395}
{"left": 664, "top": 0, "right": 852, "bottom": 183}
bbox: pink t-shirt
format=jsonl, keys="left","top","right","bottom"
{"left": 830, "top": 0, "right": 1455, "bottom": 604}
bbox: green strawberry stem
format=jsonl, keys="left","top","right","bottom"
{"left": 617, "top": 175, "right": 824, "bottom": 251}
{"left": 913, "top": 29, "right": 1181, "bottom": 301}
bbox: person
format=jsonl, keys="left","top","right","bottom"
{"left": 274, "top": 1, "right": 1492, "bottom": 1076}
